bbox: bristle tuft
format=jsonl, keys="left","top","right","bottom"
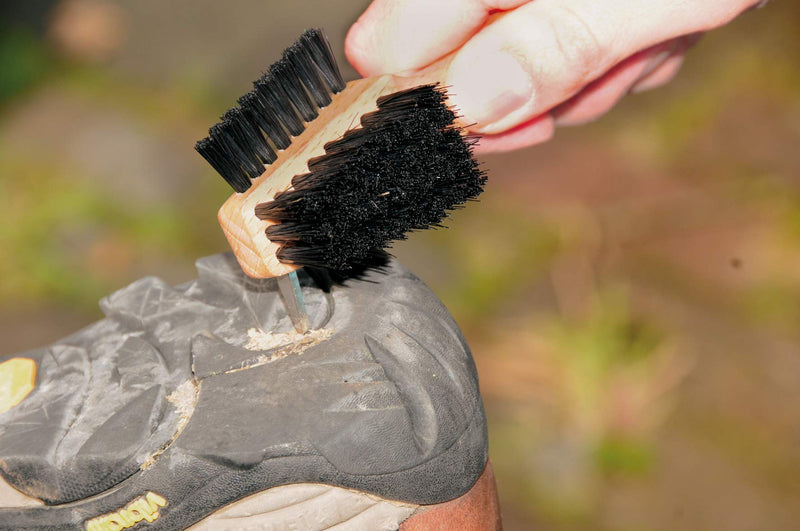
{"left": 255, "top": 84, "right": 487, "bottom": 270}
{"left": 195, "top": 137, "right": 251, "bottom": 193}
{"left": 253, "top": 71, "right": 306, "bottom": 136}
{"left": 286, "top": 39, "right": 332, "bottom": 108}
{"left": 301, "top": 29, "right": 346, "bottom": 93}
{"left": 196, "top": 28, "right": 345, "bottom": 192}
{"left": 222, "top": 107, "right": 277, "bottom": 166}
{"left": 238, "top": 91, "right": 291, "bottom": 150}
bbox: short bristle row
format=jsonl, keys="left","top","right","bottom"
{"left": 255, "top": 83, "right": 487, "bottom": 270}
{"left": 195, "top": 28, "right": 345, "bottom": 192}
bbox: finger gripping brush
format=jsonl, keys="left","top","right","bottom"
{"left": 195, "top": 29, "right": 486, "bottom": 331}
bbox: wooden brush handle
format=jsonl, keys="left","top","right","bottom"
{"left": 217, "top": 72, "right": 448, "bottom": 279}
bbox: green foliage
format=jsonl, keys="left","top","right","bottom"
{"left": 415, "top": 196, "right": 560, "bottom": 325}
{"left": 0, "top": 27, "right": 49, "bottom": 105}
{"left": 549, "top": 290, "right": 662, "bottom": 369}
{"left": 0, "top": 149, "right": 196, "bottom": 308}
{"left": 596, "top": 435, "right": 655, "bottom": 476}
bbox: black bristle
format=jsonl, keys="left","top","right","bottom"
{"left": 195, "top": 137, "right": 251, "bottom": 193}
{"left": 270, "top": 59, "right": 318, "bottom": 123}
{"left": 253, "top": 72, "right": 306, "bottom": 136}
{"left": 222, "top": 108, "right": 277, "bottom": 166}
{"left": 195, "top": 28, "right": 346, "bottom": 192}
{"left": 255, "top": 84, "right": 487, "bottom": 270}
{"left": 285, "top": 40, "right": 332, "bottom": 108}
{"left": 210, "top": 121, "right": 263, "bottom": 180}
{"left": 238, "top": 92, "right": 292, "bottom": 150}
{"left": 300, "top": 29, "right": 346, "bottom": 93}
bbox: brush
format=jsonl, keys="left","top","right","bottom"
{"left": 195, "top": 29, "right": 486, "bottom": 333}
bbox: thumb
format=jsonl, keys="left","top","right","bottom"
{"left": 445, "top": 0, "right": 759, "bottom": 134}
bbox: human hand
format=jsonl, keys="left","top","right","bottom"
{"left": 346, "top": 0, "right": 765, "bottom": 153}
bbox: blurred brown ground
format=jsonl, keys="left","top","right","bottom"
{"left": 1, "top": 1, "right": 799, "bottom": 529}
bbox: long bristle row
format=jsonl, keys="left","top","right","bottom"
{"left": 255, "top": 84, "right": 487, "bottom": 270}
{"left": 195, "top": 28, "right": 345, "bottom": 192}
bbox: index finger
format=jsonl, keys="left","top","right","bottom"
{"left": 345, "top": 0, "right": 529, "bottom": 76}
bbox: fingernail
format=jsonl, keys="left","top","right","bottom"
{"left": 446, "top": 49, "right": 533, "bottom": 131}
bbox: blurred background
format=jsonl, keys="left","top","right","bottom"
{"left": 1, "top": 1, "right": 798, "bottom": 528}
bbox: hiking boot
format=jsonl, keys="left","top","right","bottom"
{"left": 0, "top": 254, "right": 500, "bottom": 530}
